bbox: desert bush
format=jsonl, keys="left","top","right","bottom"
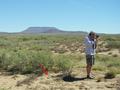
{"left": 0, "top": 50, "right": 54, "bottom": 74}
{"left": 108, "top": 52, "right": 112, "bottom": 55}
{"left": 95, "top": 54, "right": 120, "bottom": 74}
{"left": 112, "top": 54, "right": 118, "bottom": 57}
{"left": 106, "top": 41, "right": 120, "bottom": 49}
{"left": 0, "top": 40, "right": 15, "bottom": 47}
{"left": 104, "top": 70, "right": 116, "bottom": 79}
{"left": 54, "top": 55, "right": 74, "bottom": 74}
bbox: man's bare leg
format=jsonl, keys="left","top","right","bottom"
{"left": 86, "top": 64, "right": 92, "bottom": 78}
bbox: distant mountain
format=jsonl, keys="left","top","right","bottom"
{"left": 0, "top": 32, "right": 9, "bottom": 34}
{"left": 21, "top": 27, "right": 87, "bottom": 34}
{"left": 21, "top": 27, "right": 64, "bottom": 34}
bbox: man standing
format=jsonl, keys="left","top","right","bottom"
{"left": 84, "top": 32, "right": 98, "bottom": 79}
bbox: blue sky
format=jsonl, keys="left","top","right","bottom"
{"left": 0, "top": 0, "right": 120, "bottom": 34}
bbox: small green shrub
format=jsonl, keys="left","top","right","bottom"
{"left": 105, "top": 67, "right": 117, "bottom": 79}
{"left": 112, "top": 54, "right": 118, "bottom": 57}
{"left": 108, "top": 52, "right": 112, "bottom": 55}
{"left": 54, "top": 55, "right": 74, "bottom": 74}
{"left": 104, "top": 71, "right": 116, "bottom": 79}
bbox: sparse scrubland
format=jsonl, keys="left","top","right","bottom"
{"left": 0, "top": 34, "right": 120, "bottom": 90}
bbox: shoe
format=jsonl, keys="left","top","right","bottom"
{"left": 87, "top": 75, "right": 94, "bottom": 79}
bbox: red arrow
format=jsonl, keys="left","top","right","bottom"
{"left": 35, "top": 64, "right": 48, "bottom": 80}
{"left": 39, "top": 64, "right": 48, "bottom": 77}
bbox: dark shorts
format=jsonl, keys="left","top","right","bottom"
{"left": 86, "top": 55, "right": 95, "bottom": 66}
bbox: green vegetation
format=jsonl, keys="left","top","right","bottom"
{"left": 93, "top": 54, "right": 120, "bottom": 74}
{"left": 101, "top": 34, "right": 120, "bottom": 49}
{"left": 0, "top": 34, "right": 120, "bottom": 77}
{"left": 54, "top": 55, "right": 74, "bottom": 74}
{"left": 106, "top": 41, "right": 120, "bottom": 49}
{"left": 105, "top": 71, "right": 116, "bottom": 79}
{"left": 0, "top": 50, "right": 54, "bottom": 74}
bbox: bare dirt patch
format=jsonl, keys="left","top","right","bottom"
{"left": 0, "top": 69, "right": 119, "bottom": 90}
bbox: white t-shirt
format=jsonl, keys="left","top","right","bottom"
{"left": 84, "top": 36, "right": 95, "bottom": 55}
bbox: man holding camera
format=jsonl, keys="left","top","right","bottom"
{"left": 84, "top": 32, "right": 99, "bottom": 79}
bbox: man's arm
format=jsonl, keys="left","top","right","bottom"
{"left": 94, "top": 35, "right": 99, "bottom": 49}
{"left": 84, "top": 37, "right": 92, "bottom": 48}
